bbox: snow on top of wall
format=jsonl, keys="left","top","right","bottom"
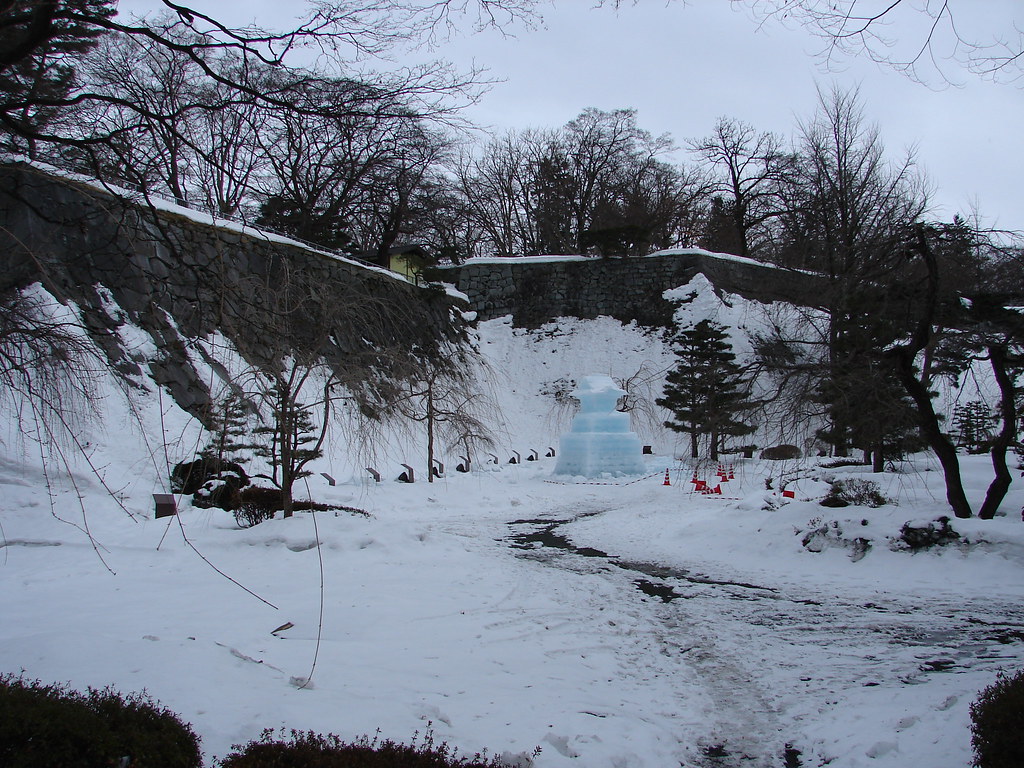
{"left": 645, "top": 247, "right": 776, "bottom": 268}
{"left": 3, "top": 156, "right": 412, "bottom": 287}
{"left": 448, "top": 254, "right": 590, "bottom": 266}
{"left": 443, "top": 247, "right": 786, "bottom": 269}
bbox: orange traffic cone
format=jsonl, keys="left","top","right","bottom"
{"left": 663, "top": 468, "right": 671, "bottom": 486}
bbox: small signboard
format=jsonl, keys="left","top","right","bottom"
{"left": 153, "top": 493, "right": 177, "bottom": 519}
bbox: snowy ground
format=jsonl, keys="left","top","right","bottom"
{"left": 3, "top": 440, "right": 1023, "bottom": 768}
{"left": 2, "top": 308, "right": 1023, "bottom": 768}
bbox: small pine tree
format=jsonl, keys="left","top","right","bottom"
{"left": 657, "top": 319, "right": 757, "bottom": 459}
{"left": 953, "top": 400, "right": 995, "bottom": 453}
{"left": 251, "top": 379, "right": 325, "bottom": 518}
{"left": 201, "top": 392, "right": 253, "bottom": 463}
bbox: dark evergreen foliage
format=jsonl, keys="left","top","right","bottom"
{"left": 249, "top": 378, "right": 326, "bottom": 517}
{"left": 256, "top": 194, "right": 355, "bottom": 252}
{"left": 953, "top": 400, "right": 996, "bottom": 453}
{"left": 657, "top": 319, "right": 757, "bottom": 459}
{"left": 820, "top": 478, "right": 888, "bottom": 508}
{"left": 203, "top": 393, "right": 255, "bottom": 463}
{"left": 220, "top": 728, "right": 522, "bottom": 768}
{"left": 971, "top": 669, "right": 1024, "bottom": 768}
{"left": 0, "top": 0, "right": 116, "bottom": 155}
{"left": 814, "top": 305, "right": 923, "bottom": 469}
{"left": 698, "top": 196, "right": 745, "bottom": 257}
{"left": 0, "top": 673, "right": 201, "bottom": 768}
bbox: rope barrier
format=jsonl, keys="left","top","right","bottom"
{"left": 544, "top": 471, "right": 663, "bottom": 487}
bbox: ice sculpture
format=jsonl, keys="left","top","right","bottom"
{"left": 553, "top": 375, "right": 646, "bottom": 477}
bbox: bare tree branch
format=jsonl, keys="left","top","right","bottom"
{"left": 736, "top": 0, "right": 1024, "bottom": 86}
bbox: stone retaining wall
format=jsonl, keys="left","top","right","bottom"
{"left": 437, "top": 251, "right": 828, "bottom": 328}
{"left": 0, "top": 162, "right": 462, "bottom": 419}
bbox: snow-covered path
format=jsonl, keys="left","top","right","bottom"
{"left": 3, "top": 455, "right": 1024, "bottom": 767}
{"left": 505, "top": 475, "right": 1024, "bottom": 768}
{"left": 505, "top": 507, "right": 788, "bottom": 766}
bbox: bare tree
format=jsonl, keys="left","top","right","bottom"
{"left": 1, "top": 1, "right": 540, "bottom": 173}
{"left": 0, "top": 286, "right": 102, "bottom": 456}
{"left": 82, "top": 27, "right": 206, "bottom": 205}
{"left": 228, "top": 261, "right": 440, "bottom": 512}
{"left": 748, "top": 87, "right": 930, "bottom": 463}
{"left": 457, "top": 111, "right": 707, "bottom": 258}
{"left": 349, "top": 119, "right": 454, "bottom": 261}
{"left": 780, "top": 85, "right": 929, "bottom": 278}
{"left": 560, "top": 108, "right": 676, "bottom": 254}
{"left": 368, "top": 341, "right": 495, "bottom": 483}
{"left": 688, "top": 116, "right": 792, "bottom": 260}
{"left": 0, "top": 0, "right": 115, "bottom": 158}
{"left": 738, "top": 0, "right": 1024, "bottom": 85}
{"left": 455, "top": 129, "right": 550, "bottom": 257}
{"left": 253, "top": 76, "right": 405, "bottom": 250}
{"left": 185, "top": 58, "right": 272, "bottom": 218}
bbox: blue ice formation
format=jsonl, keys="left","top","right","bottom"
{"left": 553, "top": 375, "right": 646, "bottom": 478}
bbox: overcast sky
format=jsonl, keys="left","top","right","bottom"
{"left": 119, "top": 1, "right": 1023, "bottom": 232}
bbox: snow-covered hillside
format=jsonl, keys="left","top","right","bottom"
{"left": 2, "top": 276, "right": 1023, "bottom": 768}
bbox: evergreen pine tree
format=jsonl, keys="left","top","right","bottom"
{"left": 250, "top": 379, "right": 325, "bottom": 517}
{"left": 657, "top": 319, "right": 757, "bottom": 460}
{"left": 201, "top": 393, "right": 254, "bottom": 463}
{"left": 952, "top": 400, "right": 995, "bottom": 453}
{"left": 698, "top": 196, "right": 745, "bottom": 257}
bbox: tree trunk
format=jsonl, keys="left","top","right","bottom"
{"left": 710, "top": 430, "right": 719, "bottom": 461}
{"left": 426, "top": 385, "right": 435, "bottom": 483}
{"left": 690, "top": 430, "right": 698, "bottom": 459}
{"left": 872, "top": 446, "right": 884, "bottom": 474}
{"left": 979, "top": 344, "right": 1017, "bottom": 520}
{"left": 281, "top": 476, "right": 294, "bottom": 519}
{"left": 886, "top": 225, "right": 972, "bottom": 518}
{"left": 891, "top": 350, "right": 972, "bottom": 517}
{"left": 280, "top": 391, "right": 294, "bottom": 518}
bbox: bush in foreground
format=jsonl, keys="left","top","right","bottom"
{"left": 971, "top": 669, "right": 1024, "bottom": 767}
{"left": 0, "top": 674, "right": 201, "bottom": 768}
{"left": 219, "top": 728, "right": 526, "bottom": 768}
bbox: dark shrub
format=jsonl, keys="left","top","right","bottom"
{"left": 233, "top": 486, "right": 282, "bottom": 527}
{"left": 219, "top": 728, "right": 521, "bottom": 768}
{"left": 171, "top": 457, "right": 249, "bottom": 498}
{"left": 971, "top": 669, "right": 1024, "bottom": 767}
{"left": 821, "top": 478, "right": 888, "bottom": 508}
{"left": 818, "top": 495, "right": 849, "bottom": 508}
{"left": 232, "top": 488, "right": 371, "bottom": 527}
{"left": 195, "top": 477, "right": 244, "bottom": 511}
{"left": 0, "top": 674, "right": 201, "bottom": 768}
{"left": 896, "top": 516, "right": 961, "bottom": 551}
{"left": 760, "top": 444, "right": 801, "bottom": 460}
{"left": 819, "top": 458, "right": 868, "bottom": 469}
